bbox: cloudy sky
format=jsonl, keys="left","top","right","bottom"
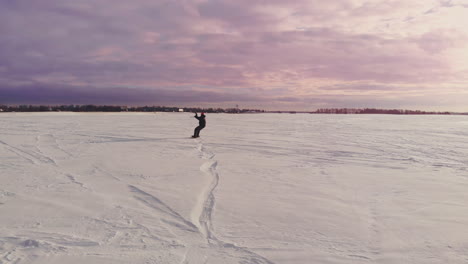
{"left": 1, "top": 0, "right": 468, "bottom": 111}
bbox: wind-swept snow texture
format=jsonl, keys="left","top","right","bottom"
{"left": 1, "top": 113, "right": 468, "bottom": 264}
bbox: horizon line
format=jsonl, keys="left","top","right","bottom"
{"left": 1, "top": 104, "right": 467, "bottom": 115}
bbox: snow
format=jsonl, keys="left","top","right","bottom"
{"left": 1, "top": 112, "right": 468, "bottom": 264}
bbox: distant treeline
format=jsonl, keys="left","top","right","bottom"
{"left": 0, "top": 104, "right": 264, "bottom": 113}
{"left": 266, "top": 108, "right": 464, "bottom": 114}
{"left": 313, "top": 108, "right": 455, "bottom": 115}
{"left": 0, "top": 105, "right": 465, "bottom": 115}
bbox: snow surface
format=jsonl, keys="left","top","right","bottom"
{"left": 1, "top": 112, "right": 468, "bottom": 264}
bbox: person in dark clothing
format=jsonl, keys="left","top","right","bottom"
{"left": 192, "top": 112, "right": 206, "bottom": 138}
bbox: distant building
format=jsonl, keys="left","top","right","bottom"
{"left": 178, "top": 108, "right": 184, "bottom": 112}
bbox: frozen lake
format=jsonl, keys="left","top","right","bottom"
{"left": 1, "top": 112, "right": 468, "bottom": 264}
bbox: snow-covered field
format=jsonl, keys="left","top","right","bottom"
{"left": 1, "top": 112, "right": 468, "bottom": 264}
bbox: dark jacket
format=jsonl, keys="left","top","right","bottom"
{"left": 195, "top": 114, "right": 206, "bottom": 127}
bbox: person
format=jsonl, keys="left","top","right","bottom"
{"left": 192, "top": 112, "right": 206, "bottom": 138}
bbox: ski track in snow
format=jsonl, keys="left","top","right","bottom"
{"left": 192, "top": 141, "right": 218, "bottom": 241}
{"left": 0, "top": 139, "right": 55, "bottom": 165}
{"left": 1, "top": 134, "right": 91, "bottom": 192}
{"left": 126, "top": 139, "right": 275, "bottom": 263}
{"left": 0, "top": 233, "right": 99, "bottom": 264}
{"left": 36, "top": 134, "right": 74, "bottom": 161}
{"left": 191, "top": 139, "right": 275, "bottom": 264}
{"left": 129, "top": 185, "right": 199, "bottom": 234}
{"left": 125, "top": 139, "right": 275, "bottom": 263}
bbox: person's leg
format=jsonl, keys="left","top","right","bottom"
{"left": 197, "top": 126, "right": 204, "bottom": 137}
{"left": 194, "top": 126, "right": 201, "bottom": 137}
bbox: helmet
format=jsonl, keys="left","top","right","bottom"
{"left": 201, "top": 112, "right": 205, "bottom": 115}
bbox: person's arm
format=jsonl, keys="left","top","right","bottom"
{"left": 194, "top": 113, "right": 200, "bottom": 120}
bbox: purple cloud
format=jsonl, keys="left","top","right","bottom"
{"left": 1, "top": 0, "right": 467, "bottom": 110}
